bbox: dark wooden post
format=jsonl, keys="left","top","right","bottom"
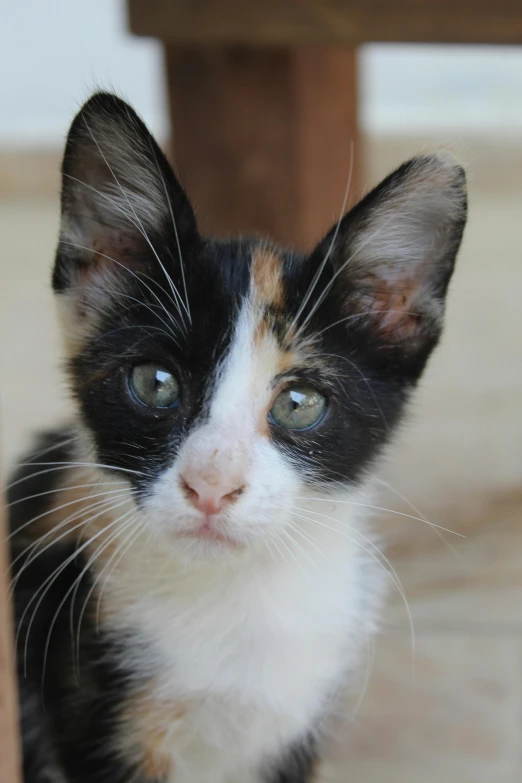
{"left": 128, "top": 0, "right": 522, "bottom": 248}
{"left": 164, "top": 46, "right": 359, "bottom": 251}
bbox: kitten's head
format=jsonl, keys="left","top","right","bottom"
{"left": 54, "top": 93, "right": 466, "bottom": 559}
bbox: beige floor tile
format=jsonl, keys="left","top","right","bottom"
{"left": 0, "top": 198, "right": 71, "bottom": 466}
{"left": 385, "top": 490, "right": 522, "bottom": 630}
{"left": 322, "top": 633, "right": 522, "bottom": 782}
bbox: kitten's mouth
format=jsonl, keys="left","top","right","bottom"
{"left": 180, "top": 522, "right": 240, "bottom": 548}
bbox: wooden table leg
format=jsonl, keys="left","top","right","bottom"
{"left": 165, "top": 46, "right": 359, "bottom": 252}
{"left": 0, "top": 480, "right": 21, "bottom": 782}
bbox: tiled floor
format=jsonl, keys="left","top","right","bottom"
{"left": 1, "top": 136, "right": 521, "bottom": 782}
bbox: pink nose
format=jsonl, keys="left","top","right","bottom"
{"left": 180, "top": 475, "right": 246, "bottom": 515}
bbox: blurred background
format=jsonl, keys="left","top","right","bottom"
{"left": 1, "top": 1, "right": 522, "bottom": 782}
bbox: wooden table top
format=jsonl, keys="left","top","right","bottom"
{"left": 128, "top": 0, "right": 522, "bottom": 45}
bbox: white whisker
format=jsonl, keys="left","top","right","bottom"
{"left": 9, "top": 460, "right": 146, "bottom": 481}
{"left": 40, "top": 509, "right": 138, "bottom": 691}
{"left": 292, "top": 506, "right": 415, "bottom": 662}
{"left": 66, "top": 514, "right": 140, "bottom": 674}
{"left": 147, "top": 137, "right": 191, "bottom": 324}
{"left": 16, "top": 497, "right": 133, "bottom": 677}
{"left": 93, "top": 520, "right": 145, "bottom": 635}
{"left": 60, "top": 240, "right": 184, "bottom": 341}
{"left": 285, "top": 141, "right": 354, "bottom": 342}
{"left": 16, "top": 435, "right": 79, "bottom": 463}
{"left": 7, "top": 486, "right": 131, "bottom": 539}
{"left": 369, "top": 474, "right": 467, "bottom": 564}
{"left": 294, "top": 496, "right": 464, "bottom": 538}
{"left": 10, "top": 491, "right": 131, "bottom": 575}
{"left": 281, "top": 527, "right": 319, "bottom": 572}
{"left": 80, "top": 118, "right": 189, "bottom": 331}
{"left": 10, "top": 495, "right": 132, "bottom": 596}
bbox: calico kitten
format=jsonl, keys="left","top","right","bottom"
{"left": 8, "top": 93, "right": 467, "bottom": 783}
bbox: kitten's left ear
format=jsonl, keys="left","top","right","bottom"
{"left": 310, "top": 152, "right": 467, "bottom": 371}
{"left": 53, "top": 92, "right": 198, "bottom": 292}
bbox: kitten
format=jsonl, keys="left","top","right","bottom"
{"left": 8, "top": 93, "right": 467, "bottom": 783}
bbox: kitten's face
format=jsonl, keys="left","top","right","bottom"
{"left": 54, "top": 93, "right": 467, "bottom": 559}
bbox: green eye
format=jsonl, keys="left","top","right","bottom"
{"left": 129, "top": 363, "right": 180, "bottom": 409}
{"left": 269, "top": 385, "right": 326, "bottom": 431}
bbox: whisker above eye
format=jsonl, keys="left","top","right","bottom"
{"left": 313, "top": 352, "right": 389, "bottom": 430}
{"left": 78, "top": 117, "right": 189, "bottom": 331}
{"left": 285, "top": 141, "right": 354, "bottom": 343}
{"left": 314, "top": 309, "right": 425, "bottom": 338}
{"left": 290, "top": 201, "right": 412, "bottom": 342}
{"left": 99, "top": 286, "right": 183, "bottom": 346}
{"left": 60, "top": 240, "right": 185, "bottom": 341}
{"left": 147, "top": 136, "right": 191, "bottom": 326}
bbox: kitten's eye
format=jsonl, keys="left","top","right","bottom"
{"left": 269, "top": 385, "right": 326, "bottom": 431}
{"left": 129, "top": 363, "right": 180, "bottom": 409}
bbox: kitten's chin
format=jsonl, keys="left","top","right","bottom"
{"left": 165, "top": 521, "right": 251, "bottom": 562}
{"left": 179, "top": 526, "right": 242, "bottom": 549}
{"left": 169, "top": 534, "right": 249, "bottom": 564}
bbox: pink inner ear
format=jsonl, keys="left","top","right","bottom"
{"left": 76, "top": 233, "right": 146, "bottom": 288}
{"left": 354, "top": 275, "right": 422, "bottom": 342}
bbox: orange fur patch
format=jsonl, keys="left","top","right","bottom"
{"left": 251, "top": 246, "right": 284, "bottom": 310}
{"left": 120, "top": 687, "right": 190, "bottom": 780}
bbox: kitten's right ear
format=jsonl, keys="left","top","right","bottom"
{"left": 305, "top": 151, "right": 467, "bottom": 377}
{"left": 53, "top": 92, "right": 198, "bottom": 294}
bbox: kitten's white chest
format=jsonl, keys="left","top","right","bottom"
{"left": 109, "top": 524, "right": 380, "bottom": 782}
{"left": 137, "top": 592, "right": 345, "bottom": 782}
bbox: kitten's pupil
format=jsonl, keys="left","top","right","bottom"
{"left": 290, "top": 390, "right": 306, "bottom": 409}
{"left": 286, "top": 390, "right": 308, "bottom": 417}
{"left": 130, "top": 363, "right": 179, "bottom": 409}
{"left": 154, "top": 369, "right": 171, "bottom": 389}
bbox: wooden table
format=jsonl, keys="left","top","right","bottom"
{"left": 127, "top": 0, "right": 522, "bottom": 250}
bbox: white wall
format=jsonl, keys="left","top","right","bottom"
{"left": 2, "top": 0, "right": 522, "bottom": 146}
{"left": 361, "top": 44, "right": 522, "bottom": 134}
{"left": 0, "top": 0, "right": 167, "bottom": 145}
